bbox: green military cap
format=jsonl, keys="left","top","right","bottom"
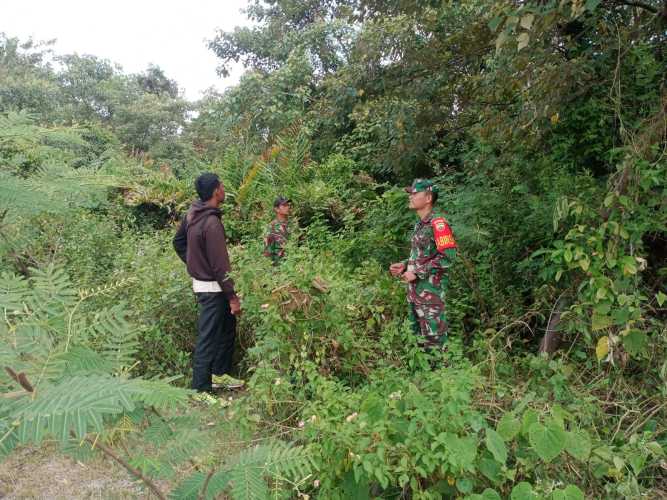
{"left": 273, "top": 195, "right": 292, "bottom": 207}
{"left": 404, "top": 178, "right": 439, "bottom": 194}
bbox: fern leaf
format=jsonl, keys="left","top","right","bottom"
{"left": 0, "top": 271, "right": 29, "bottom": 312}
{"left": 204, "top": 471, "right": 231, "bottom": 500}
{"left": 56, "top": 345, "right": 113, "bottom": 376}
{"left": 230, "top": 464, "right": 270, "bottom": 500}
{"left": 93, "top": 305, "right": 139, "bottom": 372}
{"left": 169, "top": 471, "right": 207, "bottom": 500}
{"left": 160, "top": 428, "right": 210, "bottom": 466}
{"left": 228, "top": 444, "right": 271, "bottom": 500}
{"left": 60, "top": 437, "right": 97, "bottom": 462}
{"left": 26, "top": 263, "right": 77, "bottom": 322}
{"left": 14, "top": 374, "right": 138, "bottom": 443}
{"left": 265, "top": 442, "right": 313, "bottom": 481}
{"left": 0, "top": 419, "right": 19, "bottom": 458}
{"left": 143, "top": 416, "right": 174, "bottom": 446}
{"left": 131, "top": 378, "right": 191, "bottom": 410}
{"left": 130, "top": 454, "right": 174, "bottom": 479}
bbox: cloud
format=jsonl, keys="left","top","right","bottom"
{"left": 3, "top": 0, "right": 248, "bottom": 100}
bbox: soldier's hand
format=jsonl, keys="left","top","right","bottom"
{"left": 402, "top": 271, "right": 417, "bottom": 283}
{"left": 229, "top": 297, "right": 242, "bottom": 316}
{"left": 389, "top": 262, "right": 405, "bottom": 276}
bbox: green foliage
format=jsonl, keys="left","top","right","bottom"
{"left": 0, "top": 265, "right": 190, "bottom": 461}
{"left": 1, "top": 1, "right": 666, "bottom": 498}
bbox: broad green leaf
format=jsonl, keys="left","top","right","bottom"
{"left": 552, "top": 485, "right": 584, "bottom": 500}
{"left": 521, "top": 409, "right": 538, "bottom": 436}
{"left": 482, "top": 489, "right": 502, "bottom": 500}
{"left": 485, "top": 429, "right": 507, "bottom": 464}
{"left": 457, "top": 478, "right": 473, "bottom": 494}
{"left": 657, "top": 291, "right": 666, "bottom": 307}
{"left": 628, "top": 453, "right": 646, "bottom": 475}
{"left": 467, "top": 489, "right": 502, "bottom": 500}
{"left": 564, "top": 248, "right": 572, "bottom": 263}
{"left": 528, "top": 422, "right": 566, "bottom": 462}
{"left": 622, "top": 257, "right": 637, "bottom": 275}
{"left": 565, "top": 430, "right": 591, "bottom": 461}
{"left": 479, "top": 457, "right": 503, "bottom": 484}
{"left": 447, "top": 435, "right": 478, "bottom": 471}
{"left": 497, "top": 413, "right": 521, "bottom": 441}
{"left": 511, "top": 482, "right": 536, "bottom": 500}
{"left": 622, "top": 330, "right": 648, "bottom": 356}
{"left": 517, "top": 33, "right": 530, "bottom": 51}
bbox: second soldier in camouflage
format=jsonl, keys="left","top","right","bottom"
{"left": 263, "top": 196, "right": 291, "bottom": 265}
{"left": 389, "top": 179, "right": 457, "bottom": 349}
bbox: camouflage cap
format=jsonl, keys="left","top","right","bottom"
{"left": 273, "top": 195, "right": 292, "bottom": 208}
{"left": 404, "top": 178, "right": 439, "bottom": 194}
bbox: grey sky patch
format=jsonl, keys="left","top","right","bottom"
{"left": 2, "top": 0, "right": 249, "bottom": 101}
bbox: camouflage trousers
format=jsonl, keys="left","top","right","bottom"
{"left": 409, "top": 302, "right": 448, "bottom": 350}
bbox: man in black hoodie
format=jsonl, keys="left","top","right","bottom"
{"left": 173, "top": 173, "right": 243, "bottom": 392}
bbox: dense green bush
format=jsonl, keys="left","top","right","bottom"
{"left": 2, "top": 0, "right": 666, "bottom": 497}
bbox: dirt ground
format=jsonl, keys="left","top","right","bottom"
{"left": 0, "top": 445, "right": 153, "bottom": 499}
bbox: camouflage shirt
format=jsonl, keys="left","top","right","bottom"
{"left": 263, "top": 219, "right": 289, "bottom": 264}
{"left": 405, "top": 211, "right": 457, "bottom": 305}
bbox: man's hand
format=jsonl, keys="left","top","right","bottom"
{"left": 229, "top": 297, "right": 242, "bottom": 316}
{"left": 402, "top": 271, "right": 417, "bottom": 283}
{"left": 389, "top": 262, "right": 406, "bottom": 277}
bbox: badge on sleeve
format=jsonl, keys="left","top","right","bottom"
{"left": 431, "top": 217, "right": 457, "bottom": 251}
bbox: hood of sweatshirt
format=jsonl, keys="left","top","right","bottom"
{"left": 187, "top": 200, "right": 221, "bottom": 226}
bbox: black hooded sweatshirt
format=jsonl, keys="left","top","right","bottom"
{"left": 173, "top": 200, "right": 237, "bottom": 300}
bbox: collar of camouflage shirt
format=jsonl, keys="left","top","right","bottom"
{"left": 419, "top": 210, "right": 435, "bottom": 224}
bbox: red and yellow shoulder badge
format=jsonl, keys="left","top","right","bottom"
{"left": 431, "top": 217, "right": 457, "bottom": 251}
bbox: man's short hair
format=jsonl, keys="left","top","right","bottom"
{"left": 428, "top": 191, "right": 439, "bottom": 205}
{"left": 195, "top": 173, "right": 220, "bottom": 201}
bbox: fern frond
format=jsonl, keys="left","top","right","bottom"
{"left": 4, "top": 323, "right": 53, "bottom": 358}
{"left": 129, "top": 454, "right": 174, "bottom": 479}
{"left": 0, "top": 271, "right": 29, "bottom": 312}
{"left": 56, "top": 345, "right": 113, "bottom": 377}
{"left": 60, "top": 437, "right": 96, "bottom": 462}
{"left": 0, "top": 419, "right": 19, "bottom": 459}
{"left": 160, "top": 428, "right": 210, "bottom": 466}
{"left": 14, "top": 374, "right": 138, "bottom": 444}
{"left": 230, "top": 461, "right": 270, "bottom": 500}
{"left": 143, "top": 416, "right": 174, "bottom": 446}
{"left": 265, "top": 442, "right": 313, "bottom": 482}
{"left": 204, "top": 471, "right": 231, "bottom": 500}
{"left": 26, "top": 263, "right": 77, "bottom": 322}
{"left": 237, "top": 156, "right": 268, "bottom": 207}
{"left": 169, "top": 471, "right": 207, "bottom": 500}
{"left": 132, "top": 378, "right": 191, "bottom": 410}
{"left": 90, "top": 305, "right": 139, "bottom": 372}
{"left": 168, "top": 414, "right": 201, "bottom": 428}
{"left": 229, "top": 444, "right": 272, "bottom": 500}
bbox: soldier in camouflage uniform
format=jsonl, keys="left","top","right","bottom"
{"left": 263, "top": 196, "right": 291, "bottom": 265}
{"left": 389, "top": 179, "right": 457, "bottom": 349}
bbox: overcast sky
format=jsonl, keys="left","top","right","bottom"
{"left": 3, "top": 0, "right": 250, "bottom": 101}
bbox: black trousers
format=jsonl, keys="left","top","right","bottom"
{"left": 192, "top": 292, "right": 236, "bottom": 392}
